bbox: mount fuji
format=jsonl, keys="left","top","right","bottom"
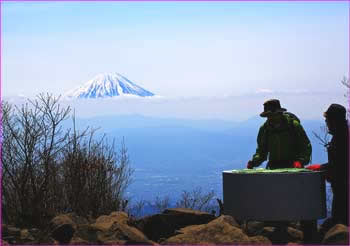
{"left": 65, "top": 73, "right": 155, "bottom": 99}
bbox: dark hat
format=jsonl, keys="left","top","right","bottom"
{"left": 323, "top": 104, "right": 346, "bottom": 120}
{"left": 260, "top": 99, "right": 287, "bottom": 117}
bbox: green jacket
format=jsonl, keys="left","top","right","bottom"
{"left": 252, "top": 114, "right": 312, "bottom": 168}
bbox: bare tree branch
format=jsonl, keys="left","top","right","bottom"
{"left": 2, "top": 94, "right": 133, "bottom": 226}
{"left": 312, "top": 125, "right": 330, "bottom": 151}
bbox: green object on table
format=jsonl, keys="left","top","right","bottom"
{"left": 230, "top": 168, "right": 313, "bottom": 173}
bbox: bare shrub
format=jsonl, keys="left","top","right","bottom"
{"left": 341, "top": 76, "right": 350, "bottom": 118}
{"left": 341, "top": 76, "right": 349, "bottom": 97}
{"left": 2, "top": 94, "right": 70, "bottom": 226}
{"left": 312, "top": 125, "right": 330, "bottom": 151}
{"left": 128, "top": 199, "right": 147, "bottom": 218}
{"left": 176, "top": 187, "right": 217, "bottom": 213}
{"left": 151, "top": 196, "right": 171, "bottom": 214}
{"left": 61, "top": 125, "right": 133, "bottom": 218}
{"left": 125, "top": 188, "right": 217, "bottom": 219}
{"left": 1, "top": 94, "right": 133, "bottom": 227}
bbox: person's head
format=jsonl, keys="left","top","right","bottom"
{"left": 267, "top": 112, "right": 284, "bottom": 125}
{"left": 260, "top": 99, "right": 286, "bottom": 125}
{"left": 323, "top": 104, "right": 347, "bottom": 134}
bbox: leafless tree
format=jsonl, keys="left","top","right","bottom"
{"left": 128, "top": 199, "right": 147, "bottom": 218}
{"left": 126, "top": 188, "right": 217, "bottom": 219}
{"left": 2, "top": 93, "right": 133, "bottom": 227}
{"left": 2, "top": 94, "right": 71, "bottom": 226}
{"left": 151, "top": 196, "right": 171, "bottom": 214}
{"left": 341, "top": 76, "right": 349, "bottom": 96}
{"left": 61, "top": 126, "right": 133, "bottom": 218}
{"left": 175, "top": 187, "right": 217, "bottom": 213}
{"left": 341, "top": 76, "right": 350, "bottom": 118}
{"left": 312, "top": 125, "right": 330, "bottom": 151}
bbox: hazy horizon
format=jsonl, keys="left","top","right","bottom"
{"left": 3, "top": 89, "right": 344, "bottom": 122}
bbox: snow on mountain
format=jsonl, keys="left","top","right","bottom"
{"left": 65, "top": 73, "right": 155, "bottom": 99}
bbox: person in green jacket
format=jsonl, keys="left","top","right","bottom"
{"left": 247, "top": 99, "right": 312, "bottom": 170}
{"left": 246, "top": 99, "right": 315, "bottom": 243}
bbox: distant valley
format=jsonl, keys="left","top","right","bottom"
{"left": 71, "top": 114, "right": 329, "bottom": 202}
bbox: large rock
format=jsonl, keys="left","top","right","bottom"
{"left": 74, "top": 224, "right": 101, "bottom": 244}
{"left": 211, "top": 215, "right": 240, "bottom": 228}
{"left": 20, "top": 229, "right": 35, "bottom": 242}
{"left": 322, "top": 224, "right": 349, "bottom": 245}
{"left": 69, "top": 236, "right": 90, "bottom": 245}
{"left": 48, "top": 213, "right": 94, "bottom": 244}
{"left": 286, "top": 227, "right": 303, "bottom": 243}
{"left": 95, "top": 222, "right": 154, "bottom": 245}
{"left": 249, "top": 235, "right": 272, "bottom": 245}
{"left": 163, "top": 208, "right": 216, "bottom": 219}
{"left": 92, "top": 211, "right": 129, "bottom": 231}
{"left": 163, "top": 215, "right": 271, "bottom": 245}
{"left": 66, "top": 213, "right": 90, "bottom": 225}
{"left": 261, "top": 226, "right": 303, "bottom": 244}
{"left": 244, "top": 221, "right": 303, "bottom": 244}
{"left": 244, "top": 221, "right": 265, "bottom": 236}
{"left": 76, "top": 211, "right": 154, "bottom": 245}
{"left": 133, "top": 208, "right": 216, "bottom": 242}
{"left": 49, "top": 214, "right": 76, "bottom": 244}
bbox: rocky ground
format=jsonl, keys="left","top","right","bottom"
{"left": 2, "top": 208, "right": 349, "bottom": 245}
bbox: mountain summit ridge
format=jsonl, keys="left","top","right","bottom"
{"left": 65, "top": 72, "right": 155, "bottom": 99}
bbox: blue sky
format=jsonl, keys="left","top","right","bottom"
{"left": 2, "top": 1, "right": 349, "bottom": 120}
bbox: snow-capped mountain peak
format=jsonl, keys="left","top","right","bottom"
{"left": 65, "top": 73, "right": 155, "bottom": 99}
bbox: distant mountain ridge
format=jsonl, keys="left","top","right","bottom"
{"left": 65, "top": 73, "right": 155, "bottom": 99}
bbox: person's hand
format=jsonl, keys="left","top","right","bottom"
{"left": 247, "top": 160, "right": 256, "bottom": 169}
{"left": 306, "top": 164, "right": 322, "bottom": 171}
{"left": 293, "top": 161, "right": 302, "bottom": 168}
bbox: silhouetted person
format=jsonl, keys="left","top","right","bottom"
{"left": 307, "top": 104, "right": 349, "bottom": 226}
{"left": 247, "top": 99, "right": 315, "bottom": 243}
{"left": 247, "top": 99, "right": 312, "bottom": 169}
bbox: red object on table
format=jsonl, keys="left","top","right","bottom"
{"left": 306, "top": 164, "right": 322, "bottom": 171}
{"left": 293, "top": 161, "right": 302, "bottom": 168}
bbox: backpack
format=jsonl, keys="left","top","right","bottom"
{"left": 263, "top": 112, "right": 311, "bottom": 167}
{"left": 283, "top": 112, "right": 300, "bottom": 124}
{"left": 263, "top": 111, "right": 300, "bottom": 158}
{"left": 263, "top": 111, "right": 300, "bottom": 135}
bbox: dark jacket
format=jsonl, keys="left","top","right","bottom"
{"left": 322, "top": 121, "right": 349, "bottom": 225}
{"left": 252, "top": 114, "right": 312, "bottom": 169}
